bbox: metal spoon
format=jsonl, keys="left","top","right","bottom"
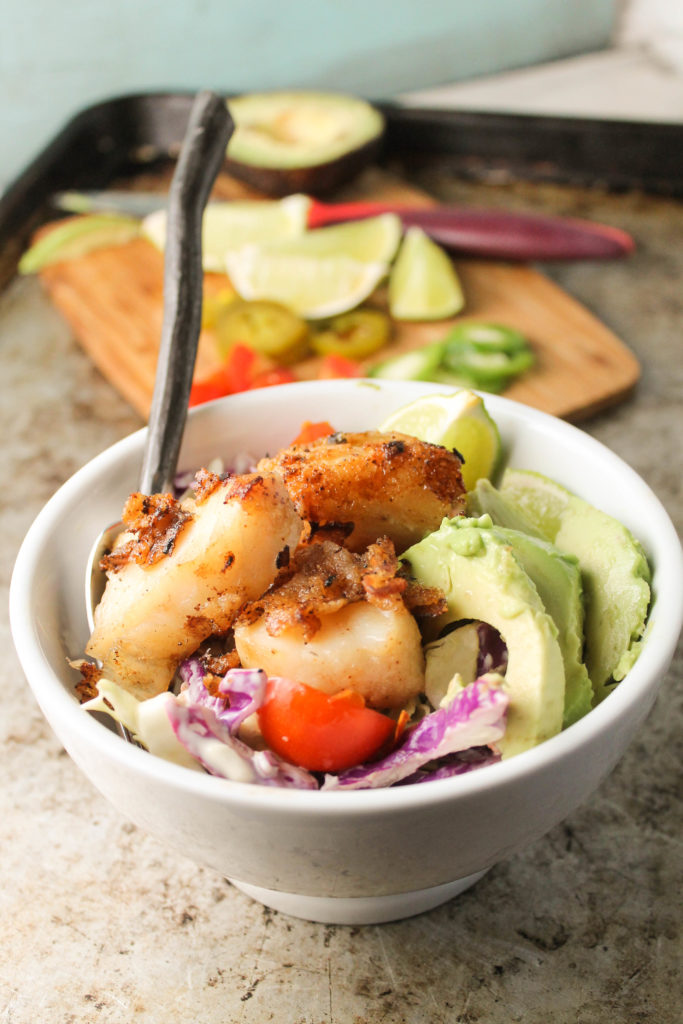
{"left": 85, "top": 91, "right": 233, "bottom": 632}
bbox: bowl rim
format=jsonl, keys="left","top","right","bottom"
{"left": 10, "top": 380, "right": 683, "bottom": 815}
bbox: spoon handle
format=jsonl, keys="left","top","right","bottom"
{"left": 140, "top": 91, "right": 233, "bottom": 494}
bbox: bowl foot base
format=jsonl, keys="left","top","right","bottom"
{"left": 229, "top": 870, "right": 488, "bottom": 925}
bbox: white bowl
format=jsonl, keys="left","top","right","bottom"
{"left": 10, "top": 380, "right": 683, "bottom": 924}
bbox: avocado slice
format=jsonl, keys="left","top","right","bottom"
{"left": 424, "top": 621, "right": 508, "bottom": 711}
{"left": 424, "top": 622, "right": 480, "bottom": 709}
{"left": 467, "top": 480, "right": 593, "bottom": 727}
{"left": 403, "top": 516, "right": 565, "bottom": 758}
{"left": 501, "top": 468, "right": 652, "bottom": 702}
{"left": 224, "top": 91, "right": 384, "bottom": 196}
{"left": 466, "top": 478, "right": 545, "bottom": 538}
{"left": 493, "top": 527, "right": 592, "bottom": 728}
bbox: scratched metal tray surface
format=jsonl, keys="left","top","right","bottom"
{"left": 0, "top": 91, "right": 681, "bottom": 290}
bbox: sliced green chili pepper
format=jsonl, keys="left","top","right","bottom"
{"left": 443, "top": 322, "right": 529, "bottom": 355}
{"left": 311, "top": 309, "right": 391, "bottom": 359}
{"left": 368, "top": 320, "right": 534, "bottom": 393}
{"left": 368, "top": 341, "right": 445, "bottom": 382}
{"left": 215, "top": 299, "right": 310, "bottom": 364}
{"left": 442, "top": 343, "right": 534, "bottom": 385}
{"left": 441, "top": 321, "right": 534, "bottom": 388}
{"left": 430, "top": 367, "right": 509, "bottom": 394}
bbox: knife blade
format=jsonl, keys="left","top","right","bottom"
{"left": 54, "top": 190, "right": 634, "bottom": 262}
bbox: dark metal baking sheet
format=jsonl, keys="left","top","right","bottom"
{"left": 380, "top": 105, "right": 682, "bottom": 196}
{"left": 1, "top": 90, "right": 681, "bottom": 289}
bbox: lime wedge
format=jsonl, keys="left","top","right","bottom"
{"left": 263, "top": 213, "right": 402, "bottom": 264}
{"left": 19, "top": 214, "right": 140, "bottom": 274}
{"left": 224, "top": 246, "right": 387, "bottom": 319}
{"left": 388, "top": 226, "right": 464, "bottom": 321}
{"left": 379, "top": 390, "right": 501, "bottom": 490}
{"left": 141, "top": 194, "right": 311, "bottom": 273}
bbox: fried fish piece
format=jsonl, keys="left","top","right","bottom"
{"left": 86, "top": 473, "right": 302, "bottom": 699}
{"left": 258, "top": 430, "right": 466, "bottom": 553}
{"left": 234, "top": 538, "right": 432, "bottom": 709}
{"left": 235, "top": 600, "right": 425, "bottom": 709}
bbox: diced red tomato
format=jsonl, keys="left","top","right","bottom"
{"left": 316, "top": 353, "right": 362, "bottom": 379}
{"left": 188, "top": 365, "right": 235, "bottom": 406}
{"left": 226, "top": 342, "right": 259, "bottom": 393}
{"left": 189, "top": 344, "right": 275, "bottom": 406}
{"left": 257, "top": 677, "right": 395, "bottom": 773}
{"left": 190, "top": 343, "right": 363, "bottom": 406}
{"left": 292, "top": 420, "right": 336, "bottom": 445}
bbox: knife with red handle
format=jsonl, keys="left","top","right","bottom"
{"left": 307, "top": 199, "right": 634, "bottom": 261}
{"left": 55, "top": 190, "right": 635, "bottom": 261}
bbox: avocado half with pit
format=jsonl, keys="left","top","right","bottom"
{"left": 224, "top": 91, "right": 385, "bottom": 196}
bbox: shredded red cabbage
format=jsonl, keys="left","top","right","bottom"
{"left": 476, "top": 622, "right": 508, "bottom": 676}
{"left": 173, "top": 659, "right": 506, "bottom": 790}
{"left": 166, "top": 702, "right": 318, "bottom": 789}
{"left": 173, "top": 468, "right": 200, "bottom": 495}
{"left": 321, "top": 677, "right": 507, "bottom": 790}
{"left": 396, "top": 746, "right": 501, "bottom": 785}
{"left": 179, "top": 659, "right": 266, "bottom": 735}
{"left": 173, "top": 455, "right": 257, "bottom": 497}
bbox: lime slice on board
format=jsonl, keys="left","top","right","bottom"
{"left": 388, "top": 226, "right": 465, "bottom": 321}
{"left": 379, "top": 390, "right": 501, "bottom": 490}
{"left": 141, "top": 194, "right": 311, "bottom": 273}
{"left": 224, "top": 246, "right": 387, "bottom": 319}
{"left": 19, "top": 214, "right": 140, "bottom": 274}
{"left": 264, "top": 213, "right": 402, "bottom": 264}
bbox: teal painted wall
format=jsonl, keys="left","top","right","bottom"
{"left": 0, "top": 0, "right": 617, "bottom": 188}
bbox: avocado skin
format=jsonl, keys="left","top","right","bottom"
{"left": 501, "top": 469, "right": 652, "bottom": 703}
{"left": 225, "top": 136, "right": 383, "bottom": 197}
{"left": 404, "top": 516, "right": 565, "bottom": 758}
{"left": 468, "top": 480, "right": 593, "bottom": 727}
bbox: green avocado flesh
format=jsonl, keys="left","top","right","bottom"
{"left": 494, "top": 528, "right": 592, "bottom": 728}
{"left": 467, "top": 480, "right": 592, "bottom": 727}
{"left": 224, "top": 91, "right": 384, "bottom": 195}
{"left": 467, "top": 478, "right": 545, "bottom": 538}
{"left": 500, "top": 469, "right": 652, "bottom": 702}
{"left": 423, "top": 622, "right": 480, "bottom": 709}
{"left": 403, "top": 516, "right": 565, "bottom": 758}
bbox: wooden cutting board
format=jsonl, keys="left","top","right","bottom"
{"left": 37, "top": 169, "right": 640, "bottom": 421}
